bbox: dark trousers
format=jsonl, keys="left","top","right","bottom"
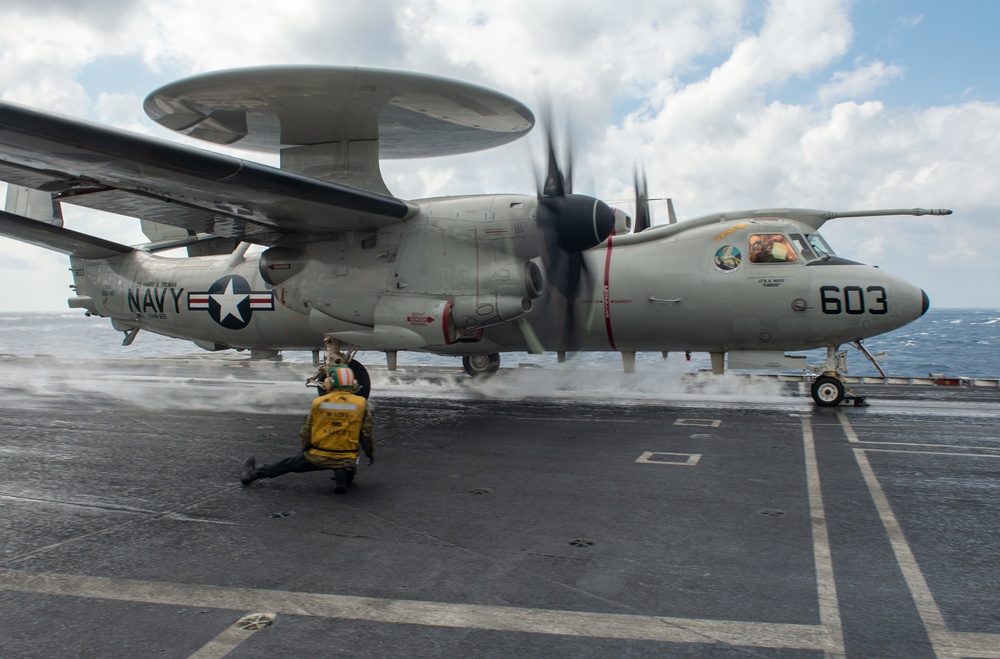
{"left": 255, "top": 452, "right": 326, "bottom": 479}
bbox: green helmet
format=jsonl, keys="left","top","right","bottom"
{"left": 325, "top": 366, "right": 356, "bottom": 391}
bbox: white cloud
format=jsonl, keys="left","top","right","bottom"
{"left": 818, "top": 61, "right": 906, "bottom": 104}
{"left": 0, "top": 0, "right": 998, "bottom": 311}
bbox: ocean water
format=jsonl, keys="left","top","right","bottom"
{"left": 1, "top": 308, "right": 997, "bottom": 379}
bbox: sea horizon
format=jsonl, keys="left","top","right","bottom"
{"left": 2, "top": 307, "right": 998, "bottom": 379}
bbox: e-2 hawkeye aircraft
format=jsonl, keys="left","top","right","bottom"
{"left": 0, "top": 66, "right": 949, "bottom": 406}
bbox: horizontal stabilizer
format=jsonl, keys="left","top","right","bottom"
{"left": 0, "top": 209, "right": 132, "bottom": 258}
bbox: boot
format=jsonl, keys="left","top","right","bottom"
{"left": 333, "top": 469, "right": 348, "bottom": 494}
{"left": 241, "top": 457, "right": 258, "bottom": 485}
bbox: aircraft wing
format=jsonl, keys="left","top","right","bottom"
{"left": 0, "top": 102, "right": 417, "bottom": 244}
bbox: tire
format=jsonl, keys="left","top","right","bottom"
{"left": 348, "top": 360, "right": 371, "bottom": 399}
{"left": 462, "top": 353, "right": 501, "bottom": 378}
{"left": 811, "top": 375, "right": 845, "bottom": 407}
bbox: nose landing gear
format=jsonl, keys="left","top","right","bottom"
{"left": 811, "top": 375, "right": 848, "bottom": 406}
{"left": 809, "top": 345, "right": 871, "bottom": 407}
{"left": 309, "top": 337, "right": 372, "bottom": 399}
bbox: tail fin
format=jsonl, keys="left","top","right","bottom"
{"left": 5, "top": 183, "right": 63, "bottom": 225}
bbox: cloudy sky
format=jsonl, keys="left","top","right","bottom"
{"left": 0, "top": 0, "right": 997, "bottom": 312}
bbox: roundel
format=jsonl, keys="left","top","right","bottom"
{"left": 188, "top": 275, "right": 274, "bottom": 330}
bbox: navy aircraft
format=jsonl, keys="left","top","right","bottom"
{"left": 0, "top": 66, "right": 949, "bottom": 405}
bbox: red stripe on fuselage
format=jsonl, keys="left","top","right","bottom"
{"left": 603, "top": 236, "right": 616, "bottom": 350}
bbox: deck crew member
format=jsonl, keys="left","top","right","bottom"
{"left": 241, "top": 366, "right": 374, "bottom": 493}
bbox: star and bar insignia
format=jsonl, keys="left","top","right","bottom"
{"left": 187, "top": 275, "right": 273, "bottom": 330}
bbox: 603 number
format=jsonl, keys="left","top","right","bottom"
{"left": 820, "top": 285, "right": 887, "bottom": 315}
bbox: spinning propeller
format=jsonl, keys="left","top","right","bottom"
{"left": 531, "top": 118, "right": 615, "bottom": 352}
{"left": 632, "top": 163, "right": 651, "bottom": 233}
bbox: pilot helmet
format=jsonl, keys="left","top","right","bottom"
{"left": 325, "top": 366, "right": 356, "bottom": 392}
{"left": 771, "top": 241, "right": 789, "bottom": 261}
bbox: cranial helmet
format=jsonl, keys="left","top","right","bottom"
{"left": 326, "top": 366, "right": 356, "bottom": 391}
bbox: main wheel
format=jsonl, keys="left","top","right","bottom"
{"left": 811, "top": 375, "right": 845, "bottom": 407}
{"left": 348, "top": 360, "right": 371, "bottom": 399}
{"left": 462, "top": 353, "right": 501, "bottom": 377}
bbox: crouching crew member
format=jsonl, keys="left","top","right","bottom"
{"left": 241, "top": 366, "right": 374, "bottom": 494}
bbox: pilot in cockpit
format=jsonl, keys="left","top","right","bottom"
{"left": 749, "top": 234, "right": 798, "bottom": 263}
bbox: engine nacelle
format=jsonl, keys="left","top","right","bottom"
{"left": 451, "top": 294, "right": 531, "bottom": 330}
{"left": 259, "top": 247, "right": 309, "bottom": 286}
{"left": 373, "top": 295, "right": 454, "bottom": 349}
{"left": 371, "top": 287, "right": 537, "bottom": 349}
{"left": 612, "top": 207, "right": 633, "bottom": 235}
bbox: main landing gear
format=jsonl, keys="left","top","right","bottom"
{"left": 462, "top": 353, "right": 501, "bottom": 377}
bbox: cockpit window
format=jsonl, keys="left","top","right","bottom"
{"left": 749, "top": 234, "right": 798, "bottom": 263}
{"left": 807, "top": 233, "right": 836, "bottom": 258}
{"left": 789, "top": 234, "right": 816, "bottom": 261}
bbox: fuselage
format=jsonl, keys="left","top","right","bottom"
{"left": 68, "top": 196, "right": 928, "bottom": 358}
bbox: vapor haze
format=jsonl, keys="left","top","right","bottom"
{"left": 0, "top": 358, "right": 795, "bottom": 415}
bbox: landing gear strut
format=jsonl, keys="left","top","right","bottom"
{"left": 310, "top": 337, "right": 371, "bottom": 399}
{"left": 463, "top": 353, "right": 501, "bottom": 377}
{"left": 808, "top": 345, "right": 868, "bottom": 407}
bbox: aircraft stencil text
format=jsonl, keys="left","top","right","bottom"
{"left": 820, "top": 285, "right": 887, "bottom": 315}
{"left": 128, "top": 287, "right": 185, "bottom": 314}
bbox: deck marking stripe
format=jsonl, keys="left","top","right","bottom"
{"left": 188, "top": 613, "right": 275, "bottom": 659}
{"left": 851, "top": 445, "right": 952, "bottom": 656}
{"left": 838, "top": 413, "right": 860, "bottom": 443}
{"left": 854, "top": 441, "right": 1000, "bottom": 452}
{"left": 0, "top": 568, "right": 841, "bottom": 651}
{"left": 839, "top": 415, "right": 1000, "bottom": 452}
{"left": 838, "top": 412, "right": 978, "bottom": 659}
{"left": 860, "top": 448, "right": 1000, "bottom": 458}
{"left": 801, "top": 416, "right": 847, "bottom": 658}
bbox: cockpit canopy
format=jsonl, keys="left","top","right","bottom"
{"left": 747, "top": 232, "right": 835, "bottom": 263}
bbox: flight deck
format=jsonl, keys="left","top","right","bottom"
{"left": 0, "top": 356, "right": 998, "bottom": 658}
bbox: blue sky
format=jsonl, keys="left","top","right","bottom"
{"left": 1, "top": 0, "right": 999, "bottom": 310}
{"left": 730, "top": 1, "right": 999, "bottom": 107}
{"left": 847, "top": 2, "right": 998, "bottom": 104}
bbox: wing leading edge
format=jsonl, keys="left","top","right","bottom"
{"left": 0, "top": 102, "right": 417, "bottom": 244}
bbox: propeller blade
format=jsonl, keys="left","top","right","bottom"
{"left": 543, "top": 134, "right": 565, "bottom": 196}
{"left": 516, "top": 319, "right": 546, "bottom": 355}
{"left": 633, "top": 163, "right": 650, "bottom": 233}
{"left": 564, "top": 139, "right": 573, "bottom": 195}
{"left": 533, "top": 107, "right": 614, "bottom": 352}
{"left": 558, "top": 251, "right": 598, "bottom": 352}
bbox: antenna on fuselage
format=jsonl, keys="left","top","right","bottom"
{"left": 666, "top": 198, "right": 677, "bottom": 225}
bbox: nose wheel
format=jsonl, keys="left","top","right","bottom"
{"left": 810, "top": 374, "right": 868, "bottom": 407}
{"left": 811, "top": 375, "right": 845, "bottom": 406}
{"left": 808, "top": 345, "right": 870, "bottom": 407}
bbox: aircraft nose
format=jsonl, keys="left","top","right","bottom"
{"left": 921, "top": 289, "right": 930, "bottom": 317}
